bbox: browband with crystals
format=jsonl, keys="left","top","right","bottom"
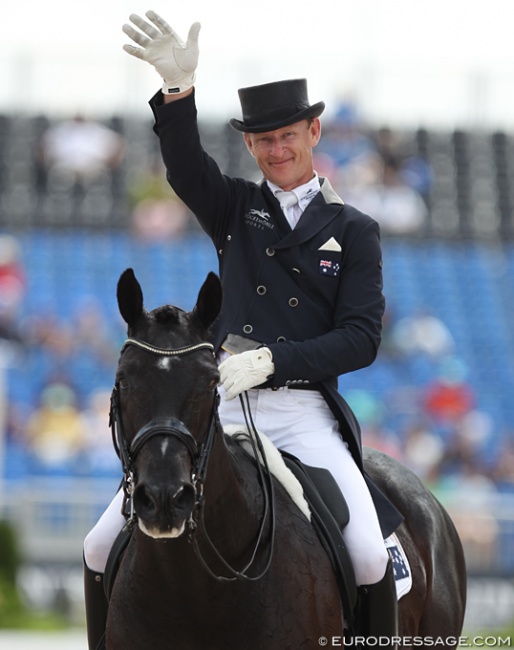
{"left": 122, "top": 338, "right": 214, "bottom": 357}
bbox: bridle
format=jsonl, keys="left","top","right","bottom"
{"left": 110, "top": 338, "right": 215, "bottom": 467}
{"left": 109, "top": 336, "right": 276, "bottom": 582}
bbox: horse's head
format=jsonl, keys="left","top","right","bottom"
{"left": 112, "top": 268, "right": 222, "bottom": 540}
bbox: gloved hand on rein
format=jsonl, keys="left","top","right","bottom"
{"left": 122, "top": 10, "right": 201, "bottom": 95}
{"left": 219, "top": 348, "right": 275, "bottom": 400}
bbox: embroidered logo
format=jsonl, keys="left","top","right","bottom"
{"left": 245, "top": 209, "right": 274, "bottom": 231}
{"left": 300, "top": 188, "right": 318, "bottom": 205}
{"left": 319, "top": 259, "right": 340, "bottom": 277}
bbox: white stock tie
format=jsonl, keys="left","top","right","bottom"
{"left": 275, "top": 190, "right": 302, "bottom": 228}
{"left": 276, "top": 191, "right": 299, "bottom": 211}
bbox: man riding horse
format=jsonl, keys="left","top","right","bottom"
{"left": 84, "top": 10, "right": 404, "bottom": 648}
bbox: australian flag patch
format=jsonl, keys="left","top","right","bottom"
{"left": 319, "top": 258, "right": 340, "bottom": 277}
{"left": 384, "top": 533, "right": 412, "bottom": 600}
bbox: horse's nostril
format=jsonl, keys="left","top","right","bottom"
{"left": 133, "top": 484, "right": 158, "bottom": 518}
{"left": 172, "top": 484, "right": 196, "bottom": 514}
{"left": 133, "top": 482, "right": 195, "bottom": 523}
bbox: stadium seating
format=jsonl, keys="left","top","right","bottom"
{"left": 0, "top": 113, "right": 513, "bottom": 483}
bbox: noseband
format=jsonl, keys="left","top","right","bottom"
{"left": 109, "top": 337, "right": 218, "bottom": 526}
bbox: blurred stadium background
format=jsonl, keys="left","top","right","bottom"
{"left": 1, "top": 1, "right": 514, "bottom": 645}
{"left": 0, "top": 97, "right": 513, "bottom": 640}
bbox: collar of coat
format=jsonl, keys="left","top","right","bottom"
{"left": 260, "top": 177, "right": 345, "bottom": 250}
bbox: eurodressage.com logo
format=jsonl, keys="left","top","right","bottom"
{"left": 317, "top": 635, "right": 512, "bottom": 647}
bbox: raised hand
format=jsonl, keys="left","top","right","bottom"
{"left": 122, "top": 10, "right": 200, "bottom": 94}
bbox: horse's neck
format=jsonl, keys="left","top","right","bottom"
{"left": 201, "top": 426, "right": 267, "bottom": 548}
{"left": 205, "top": 426, "right": 259, "bottom": 508}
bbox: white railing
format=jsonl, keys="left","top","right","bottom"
{"left": 2, "top": 477, "right": 120, "bottom": 563}
{"left": 2, "top": 478, "right": 514, "bottom": 576}
{"left": 2, "top": 478, "right": 514, "bottom": 631}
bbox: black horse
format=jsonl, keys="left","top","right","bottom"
{"left": 106, "top": 268, "right": 466, "bottom": 649}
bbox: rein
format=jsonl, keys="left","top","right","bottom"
{"left": 189, "top": 391, "right": 276, "bottom": 583}
{"left": 110, "top": 337, "right": 276, "bottom": 582}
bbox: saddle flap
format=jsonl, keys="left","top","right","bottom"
{"left": 280, "top": 451, "right": 358, "bottom": 622}
{"left": 301, "top": 465, "right": 350, "bottom": 530}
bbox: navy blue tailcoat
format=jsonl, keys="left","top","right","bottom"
{"left": 150, "top": 91, "right": 402, "bottom": 537}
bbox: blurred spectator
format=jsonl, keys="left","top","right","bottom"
{"left": 374, "top": 127, "right": 432, "bottom": 198}
{"left": 318, "top": 98, "right": 376, "bottom": 167}
{"left": 454, "top": 408, "right": 494, "bottom": 456}
{"left": 376, "top": 306, "right": 405, "bottom": 363}
{"left": 127, "top": 157, "right": 192, "bottom": 241}
{"left": 432, "top": 419, "right": 497, "bottom": 510}
{"left": 0, "top": 234, "right": 26, "bottom": 355}
{"left": 72, "top": 298, "right": 120, "bottom": 369}
{"left": 23, "top": 381, "right": 86, "bottom": 468}
{"left": 422, "top": 357, "right": 475, "bottom": 425}
{"left": 362, "top": 423, "right": 403, "bottom": 460}
{"left": 391, "top": 309, "right": 455, "bottom": 359}
{"left": 40, "top": 114, "right": 125, "bottom": 186}
{"left": 80, "top": 388, "right": 119, "bottom": 474}
{"left": 317, "top": 98, "right": 381, "bottom": 197}
{"left": 402, "top": 420, "right": 444, "bottom": 483}
{"left": 491, "top": 438, "right": 514, "bottom": 493}
{"left": 316, "top": 113, "right": 431, "bottom": 236}
{"left": 23, "top": 311, "right": 75, "bottom": 365}
{"left": 346, "top": 388, "right": 403, "bottom": 458}
{"left": 346, "top": 153, "right": 428, "bottom": 235}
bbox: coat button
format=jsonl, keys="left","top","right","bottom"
{"left": 243, "top": 324, "right": 253, "bottom": 334}
{"left": 288, "top": 297, "right": 299, "bottom": 307}
{"left": 276, "top": 336, "right": 286, "bottom": 342}
{"left": 257, "top": 285, "right": 267, "bottom": 295}
{"left": 266, "top": 247, "right": 275, "bottom": 256}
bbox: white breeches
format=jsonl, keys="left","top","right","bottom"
{"left": 83, "top": 488, "right": 125, "bottom": 574}
{"left": 219, "top": 387, "right": 389, "bottom": 586}
{"left": 84, "top": 386, "right": 388, "bottom": 585}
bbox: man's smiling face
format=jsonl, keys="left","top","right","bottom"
{"left": 244, "top": 118, "right": 321, "bottom": 191}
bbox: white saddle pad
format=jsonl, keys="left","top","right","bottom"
{"left": 224, "top": 424, "right": 311, "bottom": 520}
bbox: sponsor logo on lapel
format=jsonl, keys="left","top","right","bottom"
{"left": 319, "top": 258, "right": 340, "bottom": 277}
{"left": 245, "top": 208, "right": 275, "bottom": 230}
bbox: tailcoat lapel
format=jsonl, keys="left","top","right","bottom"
{"left": 264, "top": 177, "right": 345, "bottom": 250}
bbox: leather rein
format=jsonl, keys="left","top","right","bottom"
{"left": 109, "top": 337, "right": 275, "bottom": 582}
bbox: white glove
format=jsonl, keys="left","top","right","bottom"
{"left": 122, "top": 11, "right": 201, "bottom": 95}
{"left": 219, "top": 348, "right": 275, "bottom": 401}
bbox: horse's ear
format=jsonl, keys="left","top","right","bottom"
{"left": 117, "top": 268, "right": 145, "bottom": 328}
{"left": 191, "top": 272, "right": 222, "bottom": 331}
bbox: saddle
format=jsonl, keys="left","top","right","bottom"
{"left": 103, "top": 452, "right": 359, "bottom": 627}
{"left": 279, "top": 451, "right": 358, "bottom": 625}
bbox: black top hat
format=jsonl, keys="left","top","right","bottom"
{"left": 229, "top": 78, "right": 325, "bottom": 133}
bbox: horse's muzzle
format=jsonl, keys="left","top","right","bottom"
{"left": 133, "top": 481, "right": 196, "bottom": 539}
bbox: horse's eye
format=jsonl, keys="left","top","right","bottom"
{"left": 118, "top": 377, "right": 129, "bottom": 390}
